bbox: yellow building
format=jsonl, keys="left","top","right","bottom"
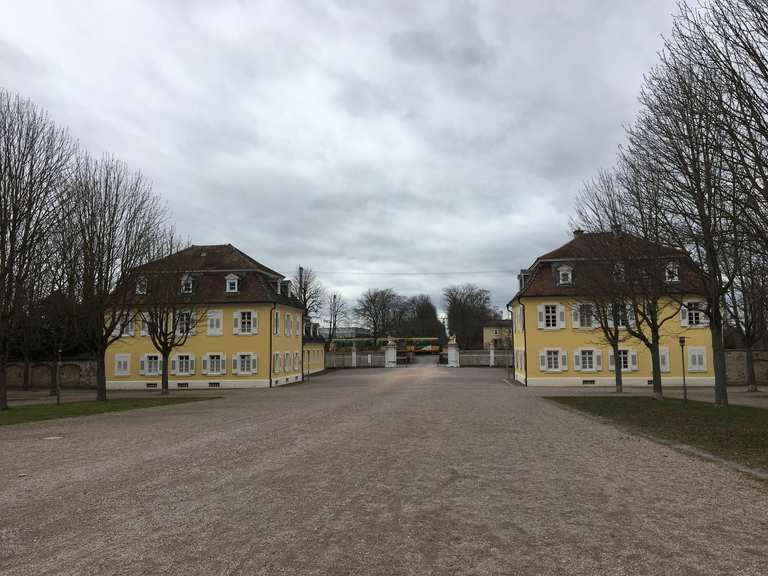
{"left": 303, "top": 322, "right": 326, "bottom": 376}
{"left": 483, "top": 320, "right": 513, "bottom": 349}
{"left": 509, "top": 232, "right": 715, "bottom": 387}
{"left": 107, "top": 244, "right": 317, "bottom": 390}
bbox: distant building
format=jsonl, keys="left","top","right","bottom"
{"left": 483, "top": 320, "right": 513, "bottom": 349}
{"left": 319, "top": 326, "right": 372, "bottom": 339}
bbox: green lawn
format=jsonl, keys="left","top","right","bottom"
{"left": 0, "top": 396, "right": 217, "bottom": 426}
{"left": 549, "top": 396, "right": 768, "bottom": 471}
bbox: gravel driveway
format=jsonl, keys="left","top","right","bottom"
{"left": 1, "top": 364, "right": 767, "bottom": 575}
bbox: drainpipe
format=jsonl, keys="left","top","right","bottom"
{"left": 506, "top": 302, "right": 515, "bottom": 381}
{"left": 521, "top": 300, "right": 528, "bottom": 386}
{"left": 268, "top": 302, "right": 276, "bottom": 388}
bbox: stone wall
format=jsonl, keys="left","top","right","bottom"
{"left": 725, "top": 350, "right": 768, "bottom": 386}
{"left": 5, "top": 360, "right": 97, "bottom": 389}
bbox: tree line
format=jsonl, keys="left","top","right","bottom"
{"left": 573, "top": 0, "right": 768, "bottom": 406}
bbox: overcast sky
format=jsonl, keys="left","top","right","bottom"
{"left": 1, "top": 0, "right": 675, "bottom": 317}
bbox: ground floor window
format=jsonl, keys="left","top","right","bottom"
{"left": 274, "top": 352, "right": 281, "bottom": 373}
{"left": 546, "top": 350, "right": 559, "bottom": 371}
{"left": 209, "top": 354, "right": 223, "bottom": 375}
{"left": 115, "top": 354, "right": 130, "bottom": 376}
{"left": 239, "top": 353, "right": 252, "bottom": 374}
{"left": 580, "top": 349, "right": 594, "bottom": 370}
{"left": 146, "top": 354, "right": 160, "bottom": 375}
{"left": 617, "top": 350, "right": 629, "bottom": 370}
{"left": 177, "top": 354, "right": 192, "bottom": 375}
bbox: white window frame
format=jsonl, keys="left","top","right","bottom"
{"left": 207, "top": 353, "right": 226, "bottom": 376}
{"left": 207, "top": 310, "right": 223, "bottom": 336}
{"left": 176, "top": 310, "right": 193, "bottom": 335}
{"left": 688, "top": 346, "right": 707, "bottom": 372}
{"left": 285, "top": 352, "right": 292, "bottom": 371}
{"left": 685, "top": 301, "right": 707, "bottom": 327}
{"left": 181, "top": 275, "right": 193, "bottom": 294}
{"left": 665, "top": 262, "right": 680, "bottom": 283}
{"left": 286, "top": 313, "right": 292, "bottom": 336}
{"left": 557, "top": 265, "right": 573, "bottom": 286}
{"left": 240, "top": 310, "right": 253, "bottom": 334}
{"left": 579, "top": 349, "right": 594, "bottom": 371}
{"left": 274, "top": 310, "right": 280, "bottom": 336}
{"left": 146, "top": 354, "right": 160, "bottom": 376}
{"left": 225, "top": 274, "right": 239, "bottom": 293}
{"left": 544, "top": 305, "right": 558, "bottom": 329}
{"left": 114, "top": 354, "right": 130, "bottom": 376}
{"left": 274, "top": 352, "right": 281, "bottom": 373}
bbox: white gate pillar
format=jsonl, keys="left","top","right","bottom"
{"left": 351, "top": 345, "right": 357, "bottom": 368}
{"left": 385, "top": 336, "right": 397, "bottom": 368}
{"left": 489, "top": 344, "right": 495, "bottom": 367}
{"left": 447, "top": 336, "right": 459, "bottom": 368}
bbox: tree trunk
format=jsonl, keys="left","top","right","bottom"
{"left": 95, "top": 350, "right": 108, "bottom": 402}
{"left": 0, "top": 353, "right": 7, "bottom": 411}
{"left": 650, "top": 333, "right": 663, "bottom": 400}
{"left": 745, "top": 347, "right": 757, "bottom": 392}
{"left": 161, "top": 351, "right": 170, "bottom": 395}
{"left": 613, "top": 344, "right": 623, "bottom": 394}
{"left": 710, "top": 307, "right": 729, "bottom": 407}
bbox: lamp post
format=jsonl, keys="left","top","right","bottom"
{"left": 679, "top": 336, "right": 687, "bottom": 403}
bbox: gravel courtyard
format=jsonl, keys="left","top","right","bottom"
{"left": 1, "top": 363, "right": 767, "bottom": 576}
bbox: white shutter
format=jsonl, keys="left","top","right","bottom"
{"left": 537, "top": 305, "right": 544, "bottom": 329}
{"left": 699, "top": 350, "right": 707, "bottom": 371}
{"left": 171, "top": 356, "right": 177, "bottom": 375}
{"left": 560, "top": 350, "right": 567, "bottom": 371}
{"left": 202, "top": 355, "right": 209, "bottom": 375}
{"left": 233, "top": 311, "right": 240, "bottom": 335}
{"left": 627, "top": 306, "right": 636, "bottom": 328}
{"left": 574, "top": 349, "right": 581, "bottom": 370}
{"left": 140, "top": 317, "right": 147, "bottom": 336}
{"left": 659, "top": 347, "right": 669, "bottom": 372}
{"left": 608, "top": 351, "right": 615, "bottom": 371}
{"left": 539, "top": 351, "right": 546, "bottom": 370}
{"left": 701, "top": 306, "right": 710, "bottom": 326}
{"left": 595, "top": 350, "right": 603, "bottom": 370}
{"left": 252, "top": 310, "right": 259, "bottom": 334}
{"left": 232, "top": 355, "right": 239, "bottom": 374}
{"left": 221, "top": 353, "right": 227, "bottom": 375}
{"left": 557, "top": 305, "right": 566, "bottom": 328}
{"left": 252, "top": 353, "right": 258, "bottom": 374}
{"left": 139, "top": 355, "right": 146, "bottom": 375}
{"left": 680, "top": 304, "right": 689, "bottom": 327}
{"left": 189, "top": 355, "right": 196, "bottom": 375}
{"left": 630, "top": 350, "right": 638, "bottom": 371}
{"left": 572, "top": 305, "right": 580, "bottom": 329}
{"left": 189, "top": 312, "right": 196, "bottom": 335}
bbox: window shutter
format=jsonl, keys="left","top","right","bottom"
{"left": 158, "top": 357, "right": 164, "bottom": 373}
{"left": 660, "top": 347, "right": 669, "bottom": 372}
{"left": 572, "top": 305, "right": 580, "bottom": 329}
{"left": 574, "top": 350, "right": 581, "bottom": 370}
{"left": 128, "top": 319, "right": 135, "bottom": 337}
{"left": 595, "top": 350, "right": 603, "bottom": 370}
{"left": 607, "top": 304, "right": 614, "bottom": 328}
{"left": 139, "top": 355, "right": 146, "bottom": 375}
{"left": 189, "top": 355, "right": 196, "bottom": 374}
{"left": 171, "top": 357, "right": 177, "bottom": 375}
{"left": 701, "top": 307, "right": 710, "bottom": 326}
{"left": 699, "top": 350, "right": 707, "bottom": 371}
{"left": 608, "top": 351, "right": 615, "bottom": 371}
{"left": 680, "top": 305, "right": 689, "bottom": 327}
{"left": 537, "top": 305, "right": 544, "bottom": 329}
{"left": 539, "top": 351, "right": 546, "bottom": 370}
{"left": 627, "top": 306, "right": 636, "bottom": 328}
{"left": 557, "top": 305, "right": 565, "bottom": 328}
{"left": 140, "top": 318, "right": 147, "bottom": 336}
{"left": 202, "top": 356, "right": 209, "bottom": 375}
{"left": 630, "top": 350, "right": 638, "bottom": 371}
{"left": 189, "top": 312, "right": 196, "bottom": 335}
{"left": 233, "top": 312, "right": 240, "bottom": 335}
{"left": 221, "top": 353, "right": 227, "bottom": 375}
{"left": 232, "top": 355, "right": 239, "bottom": 374}
{"left": 560, "top": 350, "right": 567, "bottom": 371}
{"left": 252, "top": 310, "right": 259, "bottom": 334}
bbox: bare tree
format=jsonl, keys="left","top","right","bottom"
{"left": 355, "top": 288, "right": 399, "bottom": 340}
{"left": 71, "top": 154, "right": 165, "bottom": 401}
{"left": 294, "top": 266, "right": 325, "bottom": 321}
{"left": 325, "top": 292, "right": 347, "bottom": 341}
{"left": 0, "top": 90, "right": 75, "bottom": 410}
{"left": 140, "top": 232, "right": 206, "bottom": 395}
{"left": 443, "top": 284, "right": 498, "bottom": 349}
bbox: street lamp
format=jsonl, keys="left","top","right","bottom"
{"left": 678, "top": 336, "right": 687, "bottom": 403}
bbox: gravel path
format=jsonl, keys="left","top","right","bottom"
{"left": 1, "top": 364, "right": 767, "bottom": 575}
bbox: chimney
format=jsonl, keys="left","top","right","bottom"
{"left": 275, "top": 280, "right": 281, "bottom": 295}
{"left": 573, "top": 229, "right": 584, "bottom": 236}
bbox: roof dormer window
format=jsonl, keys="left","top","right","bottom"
{"left": 556, "top": 265, "right": 573, "bottom": 286}
{"left": 665, "top": 261, "right": 680, "bottom": 283}
{"left": 181, "top": 274, "right": 193, "bottom": 294}
{"left": 225, "top": 273, "right": 239, "bottom": 293}
{"left": 136, "top": 277, "right": 147, "bottom": 295}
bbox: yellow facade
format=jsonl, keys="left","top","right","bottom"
{"left": 107, "top": 303, "right": 305, "bottom": 390}
{"left": 483, "top": 324, "right": 512, "bottom": 349}
{"left": 303, "top": 341, "right": 326, "bottom": 375}
{"left": 512, "top": 296, "right": 715, "bottom": 387}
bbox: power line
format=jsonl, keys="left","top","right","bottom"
{"left": 314, "top": 270, "right": 517, "bottom": 276}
